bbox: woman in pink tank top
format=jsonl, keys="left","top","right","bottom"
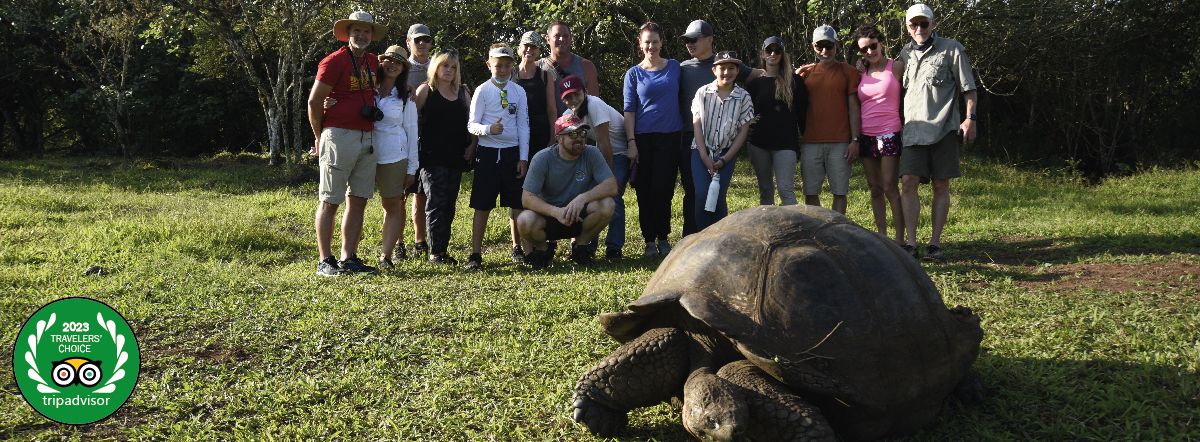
{"left": 853, "top": 25, "right": 908, "bottom": 251}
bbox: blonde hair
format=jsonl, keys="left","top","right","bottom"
{"left": 760, "top": 48, "right": 795, "bottom": 110}
{"left": 425, "top": 51, "right": 462, "bottom": 91}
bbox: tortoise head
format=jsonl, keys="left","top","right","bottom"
{"left": 682, "top": 371, "right": 747, "bottom": 441}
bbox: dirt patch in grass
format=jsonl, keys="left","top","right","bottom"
{"left": 964, "top": 261, "right": 1199, "bottom": 293}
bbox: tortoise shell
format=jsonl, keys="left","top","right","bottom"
{"left": 600, "top": 205, "right": 982, "bottom": 439}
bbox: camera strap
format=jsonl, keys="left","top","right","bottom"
{"left": 347, "top": 48, "right": 376, "bottom": 106}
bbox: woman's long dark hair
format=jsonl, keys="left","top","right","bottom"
{"left": 850, "top": 25, "right": 887, "bottom": 73}
{"left": 378, "top": 62, "right": 410, "bottom": 103}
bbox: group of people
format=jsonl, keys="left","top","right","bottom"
{"left": 306, "top": 3, "right": 977, "bottom": 275}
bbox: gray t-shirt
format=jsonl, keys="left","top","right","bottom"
{"left": 523, "top": 144, "right": 613, "bottom": 207}
{"left": 679, "top": 55, "right": 752, "bottom": 133}
{"left": 408, "top": 57, "right": 430, "bottom": 90}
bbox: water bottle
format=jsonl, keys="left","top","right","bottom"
{"left": 704, "top": 171, "right": 721, "bottom": 212}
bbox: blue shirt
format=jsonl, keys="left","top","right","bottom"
{"left": 622, "top": 60, "right": 683, "bottom": 134}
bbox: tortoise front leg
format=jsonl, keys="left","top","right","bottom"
{"left": 716, "top": 360, "right": 835, "bottom": 442}
{"left": 572, "top": 327, "right": 690, "bottom": 437}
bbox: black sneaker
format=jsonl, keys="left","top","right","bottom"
{"left": 429, "top": 253, "right": 457, "bottom": 265}
{"left": 902, "top": 244, "right": 919, "bottom": 260}
{"left": 316, "top": 257, "right": 341, "bottom": 277}
{"left": 412, "top": 241, "right": 429, "bottom": 259}
{"left": 339, "top": 256, "right": 379, "bottom": 274}
{"left": 464, "top": 253, "right": 483, "bottom": 270}
{"left": 570, "top": 243, "right": 596, "bottom": 266}
{"left": 605, "top": 247, "right": 623, "bottom": 260}
{"left": 924, "top": 245, "right": 944, "bottom": 261}
{"left": 378, "top": 255, "right": 395, "bottom": 271}
{"left": 548, "top": 240, "right": 559, "bottom": 256}
{"left": 525, "top": 249, "right": 551, "bottom": 269}
{"left": 395, "top": 243, "right": 408, "bottom": 260}
{"left": 511, "top": 245, "right": 526, "bottom": 264}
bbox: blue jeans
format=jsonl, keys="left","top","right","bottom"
{"left": 604, "top": 154, "right": 631, "bottom": 252}
{"left": 691, "top": 150, "right": 736, "bottom": 231}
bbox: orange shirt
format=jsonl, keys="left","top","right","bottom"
{"left": 800, "top": 62, "right": 860, "bottom": 143}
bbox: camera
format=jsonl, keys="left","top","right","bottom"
{"left": 361, "top": 105, "right": 384, "bottom": 122}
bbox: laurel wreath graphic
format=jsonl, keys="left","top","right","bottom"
{"left": 23, "top": 311, "right": 132, "bottom": 395}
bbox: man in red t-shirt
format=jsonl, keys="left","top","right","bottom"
{"left": 307, "top": 11, "right": 387, "bottom": 276}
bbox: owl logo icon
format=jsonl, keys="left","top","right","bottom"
{"left": 50, "top": 357, "right": 103, "bottom": 388}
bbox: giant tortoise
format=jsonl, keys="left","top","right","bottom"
{"left": 571, "top": 205, "right": 983, "bottom": 440}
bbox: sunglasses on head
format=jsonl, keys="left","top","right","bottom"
{"left": 857, "top": 42, "right": 879, "bottom": 54}
{"left": 907, "top": 21, "right": 931, "bottom": 30}
{"left": 814, "top": 41, "right": 835, "bottom": 51}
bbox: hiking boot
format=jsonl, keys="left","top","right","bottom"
{"left": 378, "top": 255, "right": 395, "bottom": 271}
{"left": 463, "top": 253, "right": 483, "bottom": 270}
{"left": 605, "top": 247, "right": 623, "bottom": 260}
{"left": 412, "top": 241, "right": 429, "bottom": 259}
{"left": 316, "top": 256, "right": 341, "bottom": 277}
{"left": 902, "top": 244, "right": 919, "bottom": 260}
{"left": 338, "top": 256, "right": 379, "bottom": 274}
{"left": 570, "top": 243, "right": 596, "bottom": 266}
{"left": 643, "top": 242, "right": 659, "bottom": 258}
{"left": 924, "top": 244, "right": 944, "bottom": 261}
{"left": 394, "top": 243, "right": 408, "bottom": 260}
{"left": 526, "top": 249, "right": 552, "bottom": 269}
{"left": 429, "top": 253, "right": 457, "bottom": 265}
{"left": 656, "top": 239, "right": 672, "bottom": 256}
{"left": 511, "top": 245, "right": 526, "bottom": 264}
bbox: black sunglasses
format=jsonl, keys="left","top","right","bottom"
{"left": 857, "top": 42, "right": 879, "bottom": 54}
{"left": 765, "top": 46, "right": 783, "bottom": 55}
{"left": 414, "top": 36, "right": 433, "bottom": 44}
{"left": 682, "top": 37, "right": 698, "bottom": 44}
{"left": 907, "top": 21, "right": 931, "bottom": 30}
{"left": 814, "top": 41, "right": 835, "bottom": 51}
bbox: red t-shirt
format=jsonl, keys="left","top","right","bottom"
{"left": 801, "top": 61, "right": 860, "bottom": 143}
{"left": 316, "top": 46, "right": 379, "bottom": 131}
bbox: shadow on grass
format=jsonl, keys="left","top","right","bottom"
{"left": 947, "top": 233, "right": 1200, "bottom": 266}
{"left": 910, "top": 353, "right": 1200, "bottom": 439}
{"left": 0, "top": 156, "right": 316, "bottom": 195}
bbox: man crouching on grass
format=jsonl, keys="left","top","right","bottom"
{"left": 517, "top": 115, "right": 617, "bottom": 268}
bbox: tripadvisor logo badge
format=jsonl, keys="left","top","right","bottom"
{"left": 12, "top": 297, "right": 140, "bottom": 425}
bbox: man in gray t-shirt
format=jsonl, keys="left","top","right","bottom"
{"left": 518, "top": 115, "right": 617, "bottom": 267}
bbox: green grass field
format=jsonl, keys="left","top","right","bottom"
{"left": 2, "top": 154, "right": 1198, "bottom": 440}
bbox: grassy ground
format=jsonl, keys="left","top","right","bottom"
{"left": 1, "top": 154, "right": 1197, "bottom": 440}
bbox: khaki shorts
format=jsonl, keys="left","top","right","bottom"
{"left": 375, "top": 160, "right": 409, "bottom": 199}
{"left": 900, "top": 131, "right": 961, "bottom": 180}
{"left": 801, "top": 142, "right": 851, "bottom": 196}
{"left": 319, "top": 128, "right": 376, "bottom": 204}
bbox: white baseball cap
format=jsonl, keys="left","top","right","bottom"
{"left": 906, "top": 4, "right": 935, "bottom": 22}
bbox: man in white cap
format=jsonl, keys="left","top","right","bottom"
{"left": 406, "top": 23, "right": 434, "bottom": 89}
{"left": 404, "top": 23, "right": 434, "bottom": 261}
{"left": 538, "top": 21, "right": 601, "bottom": 116}
{"left": 897, "top": 3, "right": 978, "bottom": 261}
{"left": 517, "top": 114, "right": 617, "bottom": 268}
{"left": 798, "top": 24, "right": 861, "bottom": 215}
{"left": 677, "top": 19, "right": 763, "bottom": 236}
{"left": 307, "top": 10, "right": 387, "bottom": 276}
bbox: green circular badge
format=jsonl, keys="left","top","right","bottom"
{"left": 12, "top": 297, "right": 140, "bottom": 425}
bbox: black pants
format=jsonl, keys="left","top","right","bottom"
{"left": 420, "top": 166, "right": 463, "bottom": 255}
{"left": 634, "top": 131, "right": 680, "bottom": 242}
{"left": 678, "top": 133, "right": 698, "bottom": 236}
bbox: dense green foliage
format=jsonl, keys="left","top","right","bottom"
{"left": 3, "top": 0, "right": 1199, "bottom": 174}
{"left": 1, "top": 155, "right": 1198, "bottom": 439}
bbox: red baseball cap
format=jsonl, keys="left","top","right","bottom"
{"left": 557, "top": 75, "right": 586, "bottom": 101}
{"left": 553, "top": 114, "right": 590, "bottom": 137}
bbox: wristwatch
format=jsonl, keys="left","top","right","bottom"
{"left": 967, "top": 113, "right": 978, "bottom": 121}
